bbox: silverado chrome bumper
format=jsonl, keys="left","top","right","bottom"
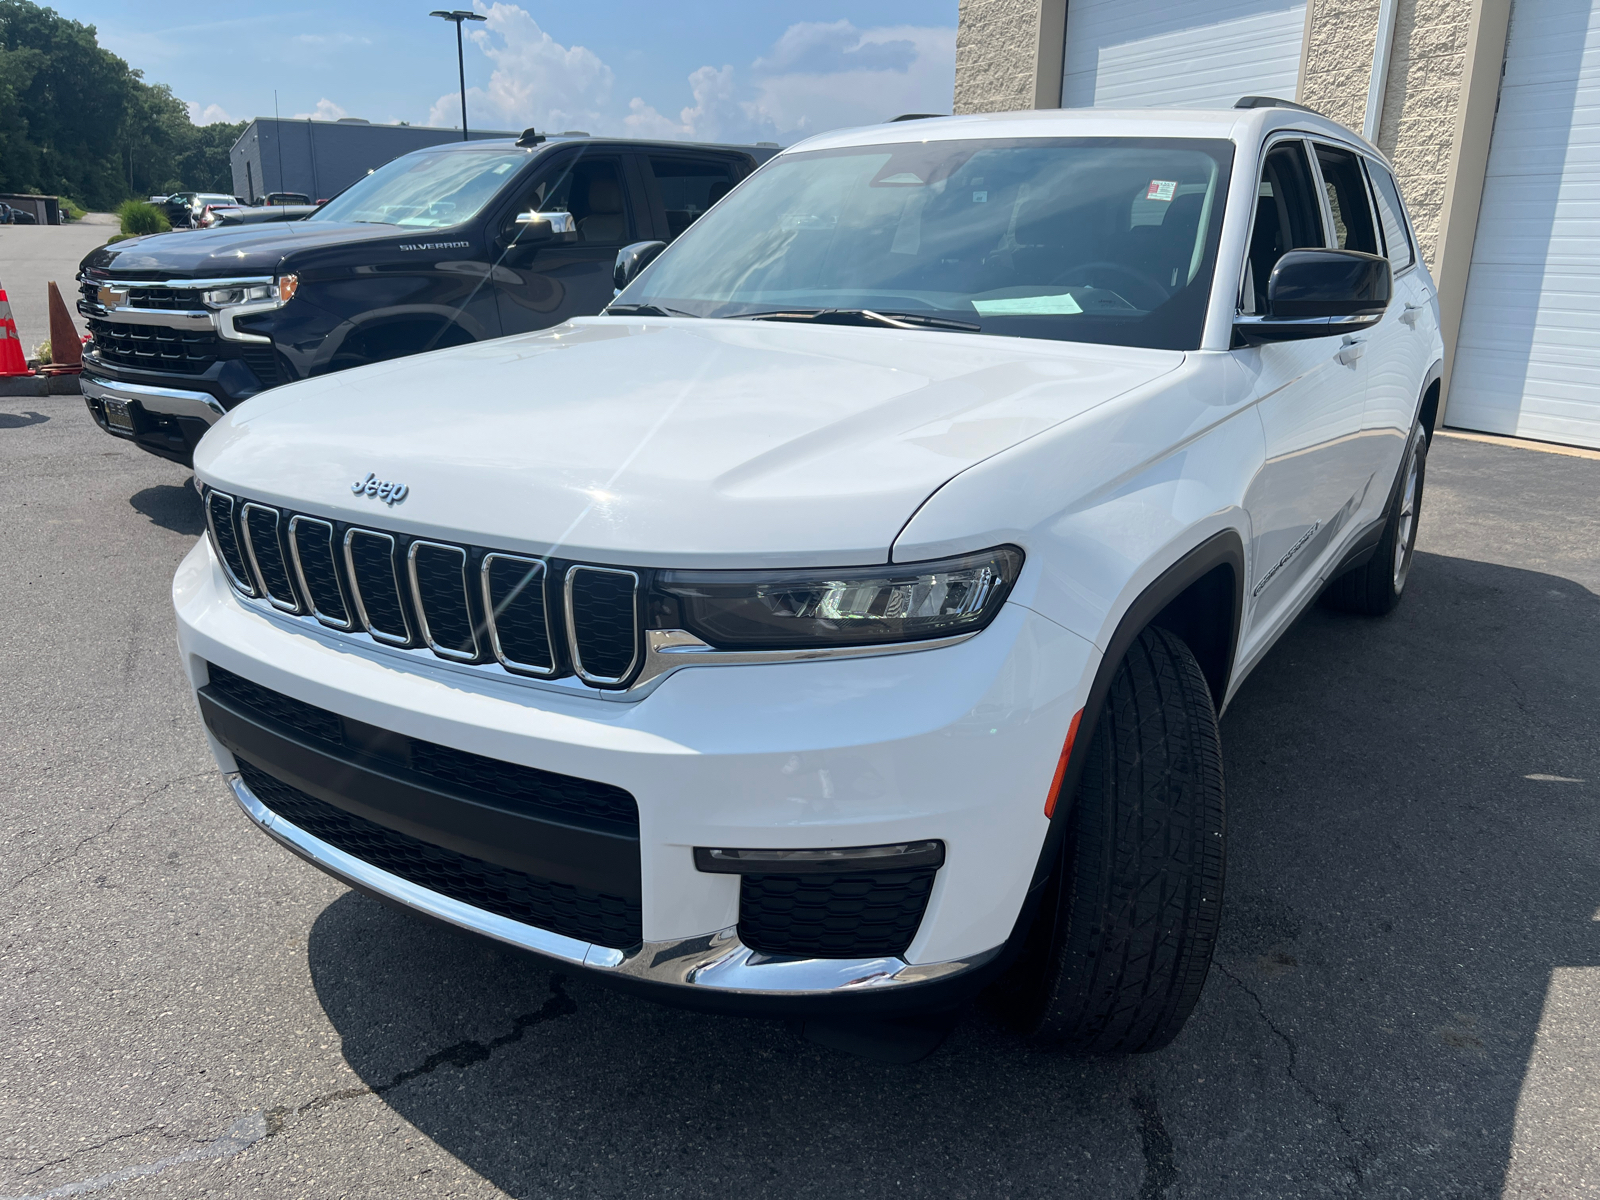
{"left": 227, "top": 772, "right": 1000, "bottom": 997}
{"left": 81, "top": 374, "right": 226, "bottom": 423}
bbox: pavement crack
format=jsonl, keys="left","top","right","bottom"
{"left": 1131, "top": 1092, "right": 1177, "bottom": 1200}
{"left": 0, "top": 1114, "right": 267, "bottom": 1200}
{"left": 1, "top": 771, "right": 212, "bottom": 898}
{"left": 1215, "top": 962, "right": 1368, "bottom": 1191}
{"left": 292, "top": 975, "right": 578, "bottom": 1119}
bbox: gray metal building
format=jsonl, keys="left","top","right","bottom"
{"left": 229, "top": 118, "right": 520, "bottom": 203}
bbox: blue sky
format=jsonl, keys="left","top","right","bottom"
{"left": 64, "top": 2, "right": 958, "bottom": 144}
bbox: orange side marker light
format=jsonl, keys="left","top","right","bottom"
{"left": 1043, "top": 708, "right": 1084, "bottom": 819}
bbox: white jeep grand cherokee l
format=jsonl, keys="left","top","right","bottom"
{"left": 175, "top": 100, "right": 1442, "bottom": 1052}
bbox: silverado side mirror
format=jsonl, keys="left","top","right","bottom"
{"left": 1235, "top": 249, "right": 1392, "bottom": 344}
{"left": 506, "top": 210, "right": 577, "bottom": 245}
{"left": 614, "top": 240, "right": 667, "bottom": 291}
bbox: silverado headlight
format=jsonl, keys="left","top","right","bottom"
{"left": 650, "top": 546, "right": 1022, "bottom": 649}
{"left": 203, "top": 283, "right": 275, "bottom": 308}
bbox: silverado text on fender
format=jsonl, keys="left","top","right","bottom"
{"left": 176, "top": 101, "right": 1442, "bottom": 1049}
{"left": 77, "top": 134, "right": 774, "bottom": 466}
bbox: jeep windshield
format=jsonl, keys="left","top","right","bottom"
{"left": 309, "top": 148, "right": 528, "bottom": 229}
{"left": 623, "top": 137, "right": 1234, "bottom": 350}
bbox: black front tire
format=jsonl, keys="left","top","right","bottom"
{"left": 1004, "top": 626, "right": 1226, "bottom": 1053}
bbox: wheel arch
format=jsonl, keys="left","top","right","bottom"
{"left": 1419, "top": 359, "right": 1444, "bottom": 439}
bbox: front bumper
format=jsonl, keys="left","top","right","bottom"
{"left": 175, "top": 536, "right": 1095, "bottom": 1009}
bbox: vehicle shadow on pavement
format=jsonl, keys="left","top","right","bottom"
{"left": 128, "top": 481, "right": 204, "bottom": 536}
{"left": 305, "top": 549, "right": 1599, "bottom": 1199}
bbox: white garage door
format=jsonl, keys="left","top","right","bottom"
{"left": 1061, "top": 0, "right": 1307, "bottom": 110}
{"left": 1449, "top": 0, "right": 1600, "bottom": 449}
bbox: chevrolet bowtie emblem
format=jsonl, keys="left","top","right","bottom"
{"left": 97, "top": 286, "right": 128, "bottom": 309}
{"left": 351, "top": 473, "right": 408, "bottom": 505}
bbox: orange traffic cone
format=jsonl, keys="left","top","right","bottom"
{"left": 42, "top": 281, "right": 82, "bottom": 375}
{"left": 0, "top": 282, "right": 34, "bottom": 377}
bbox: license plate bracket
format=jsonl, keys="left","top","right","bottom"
{"left": 103, "top": 397, "right": 137, "bottom": 433}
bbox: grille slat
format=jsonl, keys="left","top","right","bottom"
{"left": 240, "top": 503, "right": 299, "bottom": 612}
{"left": 739, "top": 868, "right": 937, "bottom": 958}
{"left": 409, "top": 541, "right": 477, "bottom": 661}
{"left": 237, "top": 760, "right": 642, "bottom": 948}
{"left": 567, "top": 567, "right": 640, "bottom": 684}
{"left": 482, "top": 554, "right": 555, "bottom": 675}
{"left": 288, "top": 516, "right": 351, "bottom": 629}
{"left": 86, "top": 317, "right": 218, "bottom": 374}
{"left": 345, "top": 529, "right": 411, "bottom": 646}
{"left": 205, "top": 492, "right": 257, "bottom": 596}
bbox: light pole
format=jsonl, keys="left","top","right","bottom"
{"left": 429, "top": 9, "right": 487, "bottom": 141}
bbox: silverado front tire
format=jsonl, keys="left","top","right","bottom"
{"left": 1013, "top": 626, "right": 1226, "bottom": 1053}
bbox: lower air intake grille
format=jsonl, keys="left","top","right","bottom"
{"left": 236, "top": 760, "right": 643, "bottom": 948}
{"left": 738, "top": 868, "right": 937, "bottom": 958}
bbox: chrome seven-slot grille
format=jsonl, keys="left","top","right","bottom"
{"left": 204, "top": 489, "right": 644, "bottom": 688}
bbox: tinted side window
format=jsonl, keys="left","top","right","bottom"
{"left": 516, "top": 155, "right": 633, "bottom": 245}
{"left": 648, "top": 157, "right": 738, "bottom": 239}
{"left": 1366, "top": 161, "right": 1415, "bottom": 272}
{"left": 1244, "top": 141, "right": 1325, "bottom": 313}
{"left": 1314, "top": 144, "right": 1378, "bottom": 255}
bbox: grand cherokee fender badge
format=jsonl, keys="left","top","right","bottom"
{"left": 351, "top": 472, "right": 408, "bottom": 505}
{"left": 1252, "top": 520, "right": 1319, "bottom": 597}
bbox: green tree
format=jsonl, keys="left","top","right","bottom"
{"left": 0, "top": 1, "right": 246, "bottom": 208}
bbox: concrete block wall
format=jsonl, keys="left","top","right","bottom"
{"left": 954, "top": 0, "right": 1065, "bottom": 114}
{"left": 1300, "top": 0, "right": 1476, "bottom": 269}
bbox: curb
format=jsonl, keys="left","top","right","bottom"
{"left": 0, "top": 374, "right": 82, "bottom": 397}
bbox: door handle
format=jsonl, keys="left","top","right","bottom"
{"left": 1336, "top": 335, "right": 1366, "bottom": 367}
{"left": 1401, "top": 303, "right": 1424, "bottom": 328}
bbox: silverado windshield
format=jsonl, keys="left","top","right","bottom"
{"left": 309, "top": 148, "right": 528, "bottom": 228}
{"left": 624, "top": 137, "right": 1234, "bottom": 350}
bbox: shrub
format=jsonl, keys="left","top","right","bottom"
{"left": 116, "top": 199, "right": 170, "bottom": 237}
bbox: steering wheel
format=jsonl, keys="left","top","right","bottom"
{"left": 1050, "top": 261, "right": 1172, "bottom": 310}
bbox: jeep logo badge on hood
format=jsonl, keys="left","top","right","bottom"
{"left": 351, "top": 473, "right": 408, "bottom": 505}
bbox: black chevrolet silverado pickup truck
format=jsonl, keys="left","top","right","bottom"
{"left": 79, "top": 134, "right": 776, "bottom": 465}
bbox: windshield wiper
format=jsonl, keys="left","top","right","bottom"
{"left": 735, "top": 308, "right": 981, "bottom": 332}
{"left": 605, "top": 302, "right": 699, "bottom": 318}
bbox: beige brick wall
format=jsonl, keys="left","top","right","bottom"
{"left": 954, "top": 0, "right": 1047, "bottom": 114}
{"left": 1300, "top": 0, "right": 1474, "bottom": 268}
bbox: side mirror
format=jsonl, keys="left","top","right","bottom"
{"left": 1235, "top": 249, "right": 1391, "bottom": 344}
{"left": 506, "top": 210, "right": 577, "bottom": 245}
{"left": 614, "top": 240, "right": 667, "bottom": 291}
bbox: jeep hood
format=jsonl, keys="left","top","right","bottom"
{"left": 194, "top": 317, "right": 1183, "bottom": 567}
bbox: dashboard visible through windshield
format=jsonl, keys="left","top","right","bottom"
{"left": 309, "top": 149, "right": 529, "bottom": 229}
{"left": 624, "top": 137, "right": 1235, "bottom": 350}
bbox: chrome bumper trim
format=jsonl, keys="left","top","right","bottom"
{"left": 82, "top": 375, "right": 226, "bottom": 422}
{"left": 225, "top": 772, "right": 998, "bottom": 996}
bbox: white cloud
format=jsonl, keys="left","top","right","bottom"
{"left": 293, "top": 98, "right": 350, "bottom": 122}
{"left": 433, "top": 5, "right": 954, "bottom": 144}
{"left": 426, "top": 2, "right": 613, "bottom": 133}
{"left": 185, "top": 100, "right": 235, "bottom": 125}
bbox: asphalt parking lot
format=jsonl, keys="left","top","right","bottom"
{"left": 0, "top": 218, "right": 118, "bottom": 356}
{"left": 2, "top": 395, "right": 1597, "bottom": 1199}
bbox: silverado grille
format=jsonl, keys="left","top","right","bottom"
{"left": 86, "top": 317, "right": 218, "bottom": 374}
{"left": 205, "top": 489, "right": 644, "bottom": 689}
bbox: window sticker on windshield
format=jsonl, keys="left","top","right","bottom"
{"left": 972, "top": 293, "right": 1083, "bottom": 316}
{"left": 1146, "top": 180, "right": 1177, "bottom": 202}
{"left": 973, "top": 191, "right": 988, "bottom": 203}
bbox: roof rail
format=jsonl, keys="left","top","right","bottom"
{"left": 890, "top": 113, "right": 944, "bottom": 122}
{"left": 1234, "top": 96, "right": 1322, "bottom": 115}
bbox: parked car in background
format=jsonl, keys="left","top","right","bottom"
{"left": 177, "top": 102, "right": 1443, "bottom": 1048}
{"left": 147, "top": 195, "right": 169, "bottom": 205}
{"left": 161, "top": 192, "right": 197, "bottom": 228}
{"left": 213, "top": 204, "right": 320, "bottom": 227}
{"left": 0, "top": 202, "right": 38, "bottom": 224}
{"left": 258, "top": 192, "right": 312, "bottom": 206}
{"left": 197, "top": 203, "right": 246, "bottom": 228}
{"left": 185, "top": 193, "right": 241, "bottom": 228}
{"left": 77, "top": 133, "right": 777, "bottom": 465}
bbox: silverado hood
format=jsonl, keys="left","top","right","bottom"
{"left": 81, "top": 221, "right": 409, "bottom": 278}
{"left": 195, "top": 318, "right": 1183, "bottom": 567}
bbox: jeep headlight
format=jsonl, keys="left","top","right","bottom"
{"left": 650, "top": 546, "right": 1022, "bottom": 649}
